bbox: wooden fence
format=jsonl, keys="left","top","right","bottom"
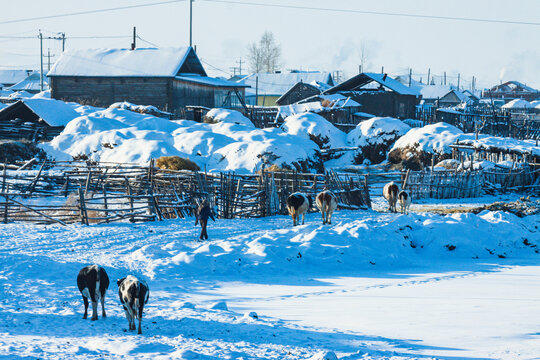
{"left": 0, "top": 161, "right": 371, "bottom": 225}
{"left": 403, "top": 170, "right": 484, "bottom": 199}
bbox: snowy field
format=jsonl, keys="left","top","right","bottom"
{"left": 1, "top": 199, "right": 539, "bottom": 360}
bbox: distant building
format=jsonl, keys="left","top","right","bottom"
{"left": 8, "top": 73, "right": 47, "bottom": 94}
{"left": 275, "top": 81, "right": 331, "bottom": 106}
{"left": 0, "top": 70, "right": 33, "bottom": 89}
{"left": 482, "top": 81, "right": 540, "bottom": 102}
{"left": 323, "top": 72, "right": 420, "bottom": 119}
{"left": 47, "top": 47, "right": 247, "bottom": 114}
{"left": 237, "top": 71, "right": 334, "bottom": 106}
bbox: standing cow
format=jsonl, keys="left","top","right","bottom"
{"left": 383, "top": 181, "right": 399, "bottom": 213}
{"left": 316, "top": 190, "right": 338, "bottom": 225}
{"left": 77, "top": 265, "right": 109, "bottom": 321}
{"left": 398, "top": 189, "right": 412, "bottom": 215}
{"left": 286, "top": 192, "right": 312, "bottom": 226}
{"left": 117, "top": 275, "right": 149, "bottom": 334}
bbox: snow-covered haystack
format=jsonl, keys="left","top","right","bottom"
{"left": 347, "top": 117, "right": 411, "bottom": 164}
{"left": 206, "top": 127, "right": 323, "bottom": 173}
{"left": 281, "top": 112, "right": 347, "bottom": 150}
{"left": 0, "top": 140, "right": 48, "bottom": 163}
{"left": 502, "top": 99, "right": 532, "bottom": 109}
{"left": 388, "top": 122, "right": 463, "bottom": 170}
{"left": 203, "top": 108, "right": 254, "bottom": 127}
{"left": 42, "top": 106, "right": 322, "bottom": 173}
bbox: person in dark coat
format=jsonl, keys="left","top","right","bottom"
{"left": 195, "top": 199, "right": 215, "bottom": 240}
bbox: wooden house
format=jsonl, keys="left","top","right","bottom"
{"left": 47, "top": 47, "right": 248, "bottom": 115}
{"left": 482, "top": 81, "right": 540, "bottom": 102}
{"left": 0, "top": 98, "right": 80, "bottom": 141}
{"left": 237, "top": 71, "right": 333, "bottom": 106}
{"left": 324, "top": 73, "right": 420, "bottom": 119}
{"left": 275, "top": 81, "right": 330, "bottom": 106}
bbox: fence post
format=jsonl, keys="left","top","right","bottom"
{"left": 78, "top": 186, "right": 89, "bottom": 225}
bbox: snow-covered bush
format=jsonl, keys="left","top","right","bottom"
{"left": 347, "top": 117, "right": 411, "bottom": 164}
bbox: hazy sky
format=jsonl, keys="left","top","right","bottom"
{"left": 2, "top": 0, "right": 540, "bottom": 90}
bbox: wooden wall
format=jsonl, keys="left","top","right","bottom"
{"left": 344, "top": 91, "right": 418, "bottom": 119}
{"left": 50, "top": 77, "right": 170, "bottom": 110}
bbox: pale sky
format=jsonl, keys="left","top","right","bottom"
{"left": 2, "top": 0, "right": 540, "bottom": 91}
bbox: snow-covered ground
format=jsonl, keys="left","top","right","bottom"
{"left": 1, "top": 202, "right": 539, "bottom": 359}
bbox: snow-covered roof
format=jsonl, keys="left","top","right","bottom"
{"left": 47, "top": 47, "right": 206, "bottom": 77}
{"left": 239, "top": 72, "right": 333, "bottom": 96}
{"left": 0, "top": 98, "right": 81, "bottom": 127}
{"left": 502, "top": 99, "right": 532, "bottom": 109}
{"left": 8, "top": 73, "right": 47, "bottom": 92}
{"left": 325, "top": 73, "right": 420, "bottom": 96}
{"left": 175, "top": 74, "right": 248, "bottom": 88}
{"left": 0, "top": 69, "right": 31, "bottom": 86}
{"left": 419, "top": 85, "right": 452, "bottom": 100}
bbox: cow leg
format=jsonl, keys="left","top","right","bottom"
{"left": 327, "top": 211, "right": 332, "bottom": 225}
{"left": 138, "top": 303, "right": 144, "bottom": 335}
{"left": 91, "top": 300, "right": 98, "bottom": 321}
{"left": 301, "top": 213, "right": 305, "bottom": 225}
{"left": 82, "top": 296, "right": 89, "bottom": 319}
{"left": 101, "top": 294, "right": 106, "bottom": 318}
{"left": 123, "top": 305, "right": 133, "bottom": 330}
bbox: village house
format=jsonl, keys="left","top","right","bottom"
{"left": 482, "top": 81, "right": 540, "bottom": 102}
{"left": 47, "top": 47, "right": 247, "bottom": 115}
{"left": 323, "top": 72, "right": 421, "bottom": 119}
{"left": 0, "top": 98, "right": 80, "bottom": 141}
{"left": 237, "top": 71, "right": 334, "bottom": 106}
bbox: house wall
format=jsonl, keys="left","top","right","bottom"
{"left": 50, "top": 77, "right": 171, "bottom": 109}
{"left": 346, "top": 92, "right": 418, "bottom": 119}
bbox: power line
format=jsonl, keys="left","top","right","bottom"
{"left": 0, "top": 0, "right": 187, "bottom": 26}
{"left": 136, "top": 35, "right": 159, "bottom": 47}
{"left": 202, "top": 0, "right": 540, "bottom": 26}
{"left": 201, "top": 60, "right": 231, "bottom": 76}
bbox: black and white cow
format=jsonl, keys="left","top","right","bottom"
{"left": 77, "top": 265, "right": 109, "bottom": 321}
{"left": 117, "top": 275, "right": 149, "bottom": 334}
{"left": 286, "top": 192, "right": 312, "bottom": 226}
{"left": 315, "top": 190, "right": 338, "bottom": 225}
{"left": 383, "top": 181, "right": 399, "bottom": 213}
{"left": 398, "top": 189, "right": 412, "bottom": 215}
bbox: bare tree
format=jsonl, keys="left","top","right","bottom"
{"left": 248, "top": 31, "right": 281, "bottom": 73}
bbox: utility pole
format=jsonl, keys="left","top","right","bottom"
{"left": 47, "top": 48, "right": 55, "bottom": 71}
{"left": 131, "top": 27, "right": 136, "bottom": 50}
{"left": 61, "top": 32, "right": 65, "bottom": 52}
{"left": 457, "top": 73, "right": 460, "bottom": 90}
{"left": 237, "top": 58, "right": 242, "bottom": 75}
{"left": 39, "top": 30, "right": 44, "bottom": 92}
{"left": 408, "top": 68, "right": 412, "bottom": 87}
{"left": 444, "top": 71, "right": 447, "bottom": 86}
{"left": 381, "top": 66, "right": 384, "bottom": 74}
{"left": 189, "top": 0, "right": 193, "bottom": 47}
{"left": 427, "top": 68, "right": 431, "bottom": 85}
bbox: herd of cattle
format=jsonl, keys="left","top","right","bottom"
{"left": 75, "top": 183, "right": 410, "bottom": 335}
{"left": 285, "top": 182, "right": 412, "bottom": 226}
